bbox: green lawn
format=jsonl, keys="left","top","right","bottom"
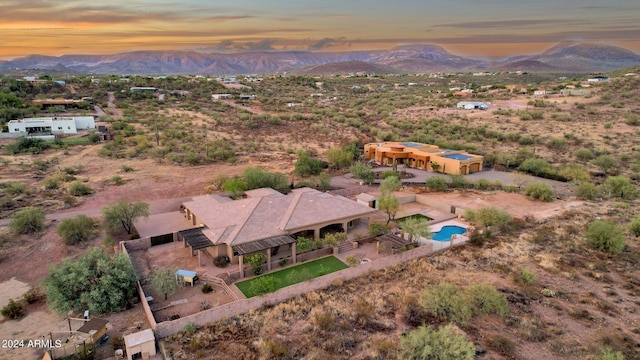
{"left": 236, "top": 256, "right": 348, "bottom": 298}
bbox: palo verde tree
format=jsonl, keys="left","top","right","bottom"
{"left": 43, "top": 247, "right": 138, "bottom": 314}
{"left": 102, "top": 200, "right": 149, "bottom": 234}
{"left": 379, "top": 175, "right": 401, "bottom": 225}
{"left": 401, "top": 216, "right": 431, "bottom": 242}
{"left": 149, "top": 266, "right": 179, "bottom": 300}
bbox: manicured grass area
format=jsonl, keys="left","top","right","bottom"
{"left": 236, "top": 256, "right": 348, "bottom": 298}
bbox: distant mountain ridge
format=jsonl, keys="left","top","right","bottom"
{"left": 1, "top": 42, "right": 638, "bottom": 75}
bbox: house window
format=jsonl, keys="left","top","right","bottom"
{"left": 67, "top": 126, "right": 71, "bottom": 129}
{"left": 58, "top": 127, "right": 63, "bottom": 130}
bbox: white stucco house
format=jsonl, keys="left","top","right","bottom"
{"left": 8, "top": 116, "right": 95, "bottom": 136}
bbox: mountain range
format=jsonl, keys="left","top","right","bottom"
{"left": 1, "top": 42, "right": 639, "bottom": 75}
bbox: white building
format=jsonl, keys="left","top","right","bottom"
{"left": 587, "top": 76, "right": 610, "bottom": 82}
{"left": 8, "top": 116, "right": 95, "bottom": 136}
{"left": 456, "top": 101, "right": 488, "bottom": 110}
{"left": 212, "top": 94, "right": 233, "bottom": 100}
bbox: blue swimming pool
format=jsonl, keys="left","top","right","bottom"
{"left": 432, "top": 225, "right": 467, "bottom": 241}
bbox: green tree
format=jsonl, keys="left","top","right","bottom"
{"left": 150, "top": 266, "right": 178, "bottom": 300}
{"left": 401, "top": 217, "right": 431, "bottom": 242}
{"left": 380, "top": 175, "right": 401, "bottom": 194}
{"left": 349, "top": 162, "right": 374, "bottom": 184}
{"left": 379, "top": 194, "right": 399, "bottom": 225}
{"left": 465, "top": 207, "right": 511, "bottom": 228}
{"left": 524, "top": 182, "right": 554, "bottom": 201}
{"left": 430, "top": 161, "right": 440, "bottom": 172}
{"left": 9, "top": 206, "right": 46, "bottom": 234}
{"left": 56, "top": 215, "right": 98, "bottom": 245}
{"left": 426, "top": 176, "right": 448, "bottom": 191}
{"left": 400, "top": 325, "right": 475, "bottom": 360}
{"left": 601, "top": 175, "right": 638, "bottom": 200}
{"left": 246, "top": 252, "right": 266, "bottom": 275}
{"left": 102, "top": 200, "right": 149, "bottom": 234}
{"left": 559, "top": 164, "right": 591, "bottom": 183}
{"left": 324, "top": 147, "right": 354, "bottom": 169}
{"left": 296, "top": 236, "right": 313, "bottom": 252}
{"left": 585, "top": 220, "right": 625, "bottom": 254}
{"left": 317, "top": 172, "right": 332, "bottom": 190}
{"left": 43, "top": 247, "right": 137, "bottom": 313}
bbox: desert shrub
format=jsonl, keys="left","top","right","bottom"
{"left": 294, "top": 151, "right": 324, "bottom": 176}
{"left": 201, "top": 283, "right": 213, "bottom": 294}
{"left": 68, "top": 181, "right": 93, "bottom": 196}
{"left": 9, "top": 206, "right": 45, "bottom": 234}
{"left": 183, "top": 322, "right": 196, "bottom": 334}
{"left": 474, "top": 178, "right": 490, "bottom": 190}
{"left": 345, "top": 255, "right": 359, "bottom": 267}
{"left": 325, "top": 147, "right": 354, "bottom": 168}
{"left": 600, "top": 347, "right": 625, "bottom": 360}
{"left": 120, "top": 165, "right": 135, "bottom": 173}
{"left": 518, "top": 158, "right": 555, "bottom": 177}
{"left": 449, "top": 175, "right": 465, "bottom": 188}
{"left": 420, "top": 283, "right": 472, "bottom": 326}
{"left": 585, "top": 220, "right": 625, "bottom": 254}
{"left": 369, "top": 222, "right": 391, "bottom": 236}
{"left": 109, "top": 175, "right": 124, "bottom": 185}
{"left": 466, "top": 284, "right": 509, "bottom": 316}
{"left": 5, "top": 137, "right": 50, "bottom": 154}
{"left": 380, "top": 170, "right": 399, "bottom": 180}
{"left": 243, "top": 167, "right": 288, "bottom": 193}
{"left": 56, "top": 215, "right": 98, "bottom": 245}
{"left": 466, "top": 207, "right": 511, "bottom": 228}
{"left": 525, "top": 182, "right": 554, "bottom": 201}
{"left": 487, "top": 335, "right": 516, "bottom": 357}
{"left": 23, "top": 286, "right": 44, "bottom": 303}
{"left": 519, "top": 268, "right": 537, "bottom": 285}
{"left": 602, "top": 175, "right": 638, "bottom": 200}
{"left": 426, "top": 176, "right": 448, "bottom": 191}
{"left": 593, "top": 155, "right": 619, "bottom": 174}
{"left": 256, "top": 338, "right": 289, "bottom": 358}
{"left": 0, "top": 181, "right": 27, "bottom": 195}
{"left": 575, "top": 182, "right": 600, "bottom": 200}
{"left": 546, "top": 136, "right": 567, "bottom": 151}
{"left": 400, "top": 324, "right": 475, "bottom": 360}
{"left": 624, "top": 114, "right": 640, "bottom": 126}
{"left": 1, "top": 299, "right": 24, "bottom": 320}
{"left": 628, "top": 216, "right": 640, "bottom": 237}
{"left": 559, "top": 164, "right": 591, "bottom": 183}
{"left": 43, "top": 176, "right": 61, "bottom": 190}
{"left": 350, "top": 162, "right": 375, "bottom": 184}
{"left": 574, "top": 148, "right": 595, "bottom": 161}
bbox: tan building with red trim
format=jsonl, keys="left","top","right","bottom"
{"left": 363, "top": 142, "right": 483, "bottom": 175}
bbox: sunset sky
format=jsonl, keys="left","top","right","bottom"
{"left": 1, "top": 0, "right": 639, "bottom": 59}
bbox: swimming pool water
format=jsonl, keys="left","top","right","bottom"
{"left": 432, "top": 225, "right": 467, "bottom": 241}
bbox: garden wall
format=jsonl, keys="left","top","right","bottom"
{"left": 121, "top": 241, "right": 156, "bottom": 331}
{"left": 416, "top": 194, "right": 467, "bottom": 217}
{"left": 154, "top": 241, "right": 442, "bottom": 338}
